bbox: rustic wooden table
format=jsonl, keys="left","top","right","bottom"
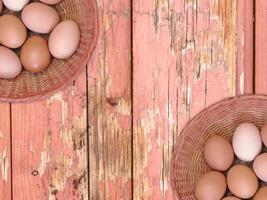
{"left": 0, "top": 0, "right": 264, "bottom": 199}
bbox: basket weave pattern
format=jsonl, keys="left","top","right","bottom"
{"left": 0, "top": 0, "right": 98, "bottom": 102}
{"left": 171, "top": 95, "right": 267, "bottom": 200}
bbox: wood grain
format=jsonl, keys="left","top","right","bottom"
{"left": 237, "top": 0, "right": 254, "bottom": 95}
{"left": 0, "top": 0, "right": 256, "bottom": 199}
{"left": 133, "top": 0, "right": 237, "bottom": 199}
{"left": 88, "top": 0, "right": 132, "bottom": 199}
{"left": 256, "top": 0, "right": 267, "bottom": 94}
{"left": 0, "top": 103, "right": 11, "bottom": 200}
{"left": 11, "top": 73, "right": 88, "bottom": 200}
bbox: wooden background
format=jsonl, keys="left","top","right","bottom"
{"left": 0, "top": 0, "right": 261, "bottom": 199}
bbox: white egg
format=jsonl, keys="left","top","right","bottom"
{"left": 233, "top": 123, "right": 262, "bottom": 162}
{"left": 3, "top": 0, "right": 29, "bottom": 12}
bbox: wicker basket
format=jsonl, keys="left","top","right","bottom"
{"left": 171, "top": 95, "right": 267, "bottom": 200}
{"left": 0, "top": 0, "right": 98, "bottom": 102}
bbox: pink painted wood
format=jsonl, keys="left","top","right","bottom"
{"left": 237, "top": 0, "right": 254, "bottom": 95}
{"left": 87, "top": 0, "right": 132, "bottom": 199}
{"left": 133, "top": 0, "right": 252, "bottom": 199}
{"left": 11, "top": 74, "right": 88, "bottom": 199}
{"left": 0, "top": 104, "right": 11, "bottom": 200}
{"left": 256, "top": 0, "right": 267, "bottom": 94}
{"left": 0, "top": 0, "right": 255, "bottom": 199}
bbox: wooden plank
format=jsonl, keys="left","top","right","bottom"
{"left": 11, "top": 73, "right": 88, "bottom": 200}
{"left": 133, "top": 0, "right": 237, "bottom": 199}
{"left": 0, "top": 103, "right": 11, "bottom": 200}
{"left": 87, "top": 0, "right": 132, "bottom": 199}
{"left": 256, "top": 0, "right": 267, "bottom": 94}
{"left": 237, "top": 0, "right": 254, "bottom": 95}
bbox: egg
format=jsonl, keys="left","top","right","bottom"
{"left": 227, "top": 165, "right": 258, "bottom": 199}
{"left": 253, "top": 153, "right": 267, "bottom": 182}
{"left": 0, "top": 46, "right": 22, "bottom": 79}
{"left": 49, "top": 20, "right": 80, "bottom": 59}
{"left": 232, "top": 123, "right": 262, "bottom": 162}
{"left": 260, "top": 123, "right": 267, "bottom": 147}
{"left": 194, "top": 171, "right": 226, "bottom": 200}
{"left": 222, "top": 197, "right": 240, "bottom": 200}
{"left": 253, "top": 187, "right": 267, "bottom": 200}
{"left": 20, "top": 36, "right": 51, "bottom": 73}
{"left": 204, "top": 135, "right": 234, "bottom": 171}
{"left": 2, "top": 0, "right": 29, "bottom": 12}
{"left": 39, "top": 0, "right": 61, "bottom": 5}
{"left": 22, "top": 2, "right": 60, "bottom": 34}
{"left": 0, "top": 15, "right": 27, "bottom": 49}
{"left": 0, "top": 0, "right": 3, "bottom": 14}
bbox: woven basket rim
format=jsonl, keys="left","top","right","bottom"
{"left": 170, "top": 94, "right": 267, "bottom": 199}
{"left": 0, "top": 0, "right": 99, "bottom": 103}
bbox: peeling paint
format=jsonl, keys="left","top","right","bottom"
{"left": 88, "top": 0, "right": 132, "bottom": 198}
{"left": 47, "top": 92, "right": 63, "bottom": 103}
{"left": 116, "top": 98, "right": 131, "bottom": 116}
{"left": 49, "top": 106, "right": 87, "bottom": 199}
{"left": 103, "top": 11, "right": 110, "bottom": 31}
{"left": 133, "top": 0, "right": 237, "bottom": 199}
{"left": 186, "top": 85, "right": 192, "bottom": 113}
{"left": 1, "top": 148, "right": 9, "bottom": 182}
{"left": 38, "top": 132, "right": 51, "bottom": 176}
{"left": 240, "top": 72, "right": 244, "bottom": 95}
{"left": 141, "top": 108, "right": 160, "bottom": 135}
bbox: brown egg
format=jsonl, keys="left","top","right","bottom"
{"left": 0, "top": 46, "right": 22, "bottom": 79}
{"left": 22, "top": 2, "right": 60, "bottom": 34}
{"left": 261, "top": 123, "right": 267, "bottom": 147}
{"left": 194, "top": 171, "right": 226, "bottom": 200}
{"left": 227, "top": 165, "right": 258, "bottom": 199}
{"left": 253, "top": 153, "right": 267, "bottom": 182}
{"left": 39, "top": 0, "right": 61, "bottom": 5}
{"left": 0, "top": 15, "right": 27, "bottom": 49}
{"left": 49, "top": 20, "right": 80, "bottom": 59}
{"left": 222, "top": 197, "right": 240, "bottom": 200}
{"left": 204, "top": 135, "right": 234, "bottom": 171}
{"left": 0, "top": 0, "right": 3, "bottom": 14}
{"left": 20, "top": 36, "right": 51, "bottom": 73}
{"left": 253, "top": 187, "right": 267, "bottom": 200}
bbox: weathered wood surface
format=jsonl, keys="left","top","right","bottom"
{"left": 256, "top": 0, "right": 267, "bottom": 94}
{"left": 88, "top": 0, "right": 132, "bottom": 199}
{"left": 0, "top": 0, "right": 254, "bottom": 199}
{"left": 237, "top": 0, "right": 254, "bottom": 95}
{"left": 0, "top": 103, "right": 11, "bottom": 200}
{"left": 11, "top": 73, "right": 88, "bottom": 199}
{"left": 133, "top": 0, "right": 246, "bottom": 199}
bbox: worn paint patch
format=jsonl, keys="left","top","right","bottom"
{"left": 88, "top": 0, "right": 132, "bottom": 199}
{"left": 240, "top": 72, "right": 244, "bottom": 95}
{"left": 38, "top": 132, "right": 51, "bottom": 176}
{"left": 46, "top": 93, "right": 88, "bottom": 200}
{"left": 116, "top": 98, "right": 131, "bottom": 116}
{"left": 133, "top": 0, "right": 237, "bottom": 199}
{"left": 0, "top": 148, "right": 9, "bottom": 182}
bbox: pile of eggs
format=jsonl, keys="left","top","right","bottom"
{"left": 0, "top": 0, "right": 80, "bottom": 79}
{"left": 195, "top": 123, "right": 267, "bottom": 200}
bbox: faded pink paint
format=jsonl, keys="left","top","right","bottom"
{"left": 133, "top": 0, "right": 240, "bottom": 199}
{"left": 236, "top": 0, "right": 253, "bottom": 95}
{"left": 256, "top": 0, "right": 267, "bottom": 94}
{"left": 0, "top": 0, "right": 256, "bottom": 199}
{"left": 11, "top": 73, "right": 88, "bottom": 200}
{"left": 0, "top": 104, "right": 11, "bottom": 200}
{"left": 88, "top": 0, "right": 132, "bottom": 199}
